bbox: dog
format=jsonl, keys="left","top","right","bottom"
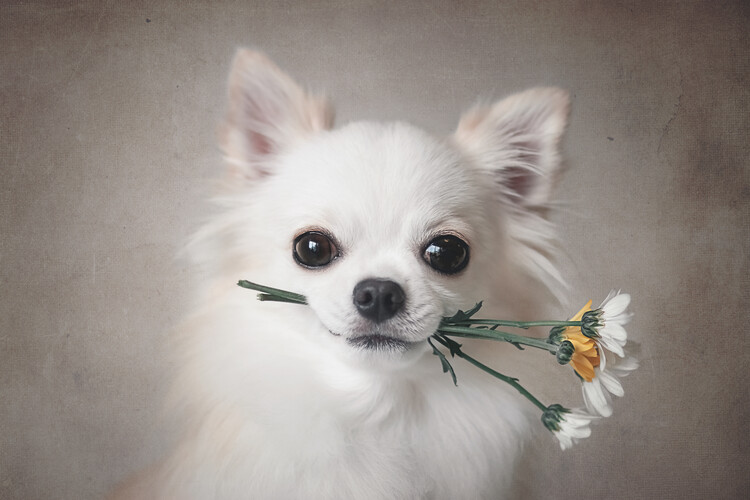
{"left": 112, "top": 49, "right": 570, "bottom": 499}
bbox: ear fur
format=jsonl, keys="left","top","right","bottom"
{"left": 455, "top": 88, "right": 571, "bottom": 299}
{"left": 219, "top": 49, "right": 334, "bottom": 182}
{"left": 455, "top": 87, "right": 570, "bottom": 208}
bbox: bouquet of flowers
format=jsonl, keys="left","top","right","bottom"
{"left": 237, "top": 280, "right": 638, "bottom": 450}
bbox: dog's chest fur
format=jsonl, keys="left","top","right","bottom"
{"left": 162, "top": 300, "right": 528, "bottom": 500}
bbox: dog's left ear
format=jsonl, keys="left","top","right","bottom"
{"left": 454, "top": 88, "right": 570, "bottom": 208}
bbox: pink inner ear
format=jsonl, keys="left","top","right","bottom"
{"left": 250, "top": 131, "right": 273, "bottom": 157}
{"left": 503, "top": 135, "right": 542, "bottom": 199}
{"left": 503, "top": 166, "right": 536, "bottom": 199}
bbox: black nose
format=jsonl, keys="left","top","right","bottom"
{"left": 352, "top": 279, "right": 406, "bottom": 323}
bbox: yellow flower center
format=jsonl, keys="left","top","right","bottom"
{"left": 563, "top": 300, "right": 600, "bottom": 382}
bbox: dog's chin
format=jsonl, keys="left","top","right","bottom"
{"left": 341, "top": 333, "right": 428, "bottom": 369}
{"left": 320, "top": 316, "right": 436, "bottom": 365}
{"left": 326, "top": 326, "right": 429, "bottom": 366}
{"left": 345, "top": 334, "right": 415, "bottom": 352}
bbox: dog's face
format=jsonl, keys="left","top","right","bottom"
{"left": 213, "top": 50, "right": 569, "bottom": 363}
{"left": 267, "top": 122, "right": 491, "bottom": 355}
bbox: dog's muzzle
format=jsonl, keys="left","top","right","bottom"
{"left": 346, "top": 278, "right": 412, "bottom": 351}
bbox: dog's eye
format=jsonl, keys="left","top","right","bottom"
{"left": 293, "top": 231, "right": 338, "bottom": 268}
{"left": 423, "top": 235, "right": 470, "bottom": 275}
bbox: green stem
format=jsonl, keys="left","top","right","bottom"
{"left": 453, "top": 319, "right": 582, "bottom": 329}
{"left": 432, "top": 335, "right": 548, "bottom": 412}
{"left": 235, "top": 280, "right": 560, "bottom": 354}
{"left": 237, "top": 280, "right": 307, "bottom": 304}
{"left": 437, "top": 325, "right": 557, "bottom": 353}
{"left": 257, "top": 294, "right": 306, "bottom": 304}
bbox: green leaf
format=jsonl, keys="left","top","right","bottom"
{"left": 428, "top": 337, "right": 458, "bottom": 386}
{"left": 432, "top": 333, "right": 463, "bottom": 358}
{"left": 442, "top": 301, "right": 483, "bottom": 323}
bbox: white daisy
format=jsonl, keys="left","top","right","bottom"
{"left": 542, "top": 405, "right": 598, "bottom": 450}
{"left": 583, "top": 290, "right": 633, "bottom": 361}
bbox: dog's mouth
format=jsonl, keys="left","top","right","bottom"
{"left": 345, "top": 334, "right": 413, "bottom": 352}
{"left": 323, "top": 311, "right": 438, "bottom": 354}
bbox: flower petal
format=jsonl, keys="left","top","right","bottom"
{"left": 601, "top": 322, "right": 628, "bottom": 344}
{"left": 598, "top": 370, "right": 625, "bottom": 397}
{"left": 563, "top": 412, "right": 597, "bottom": 426}
{"left": 598, "top": 348, "right": 607, "bottom": 372}
{"left": 599, "top": 290, "right": 617, "bottom": 306}
{"left": 599, "top": 336, "right": 625, "bottom": 357}
{"left": 607, "top": 310, "right": 633, "bottom": 326}
{"left": 568, "top": 335, "right": 597, "bottom": 354}
{"left": 554, "top": 410, "right": 596, "bottom": 450}
{"left": 561, "top": 421, "right": 592, "bottom": 439}
{"left": 557, "top": 432, "right": 573, "bottom": 450}
{"left": 611, "top": 356, "right": 639, "bottom": 376}
{"left": 583, "top": 379, "right": 612, "bottom": 417}
{"left": 601, "top": 291, "right": 630, "bottom": 317}
{"left": 572, "top": 352, "right": 596, "bottom": 381}
{"left": 569, "top": 300, "right": 593, "bottom": 321}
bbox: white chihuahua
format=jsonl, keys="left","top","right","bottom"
{"left": 113, "top": 50, "right": 570, "bottom": 499}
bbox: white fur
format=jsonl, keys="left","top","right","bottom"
{"left": 112, "top": 50, "right": 569, "bottom": 499}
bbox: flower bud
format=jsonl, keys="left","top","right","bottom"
{"left": 556, "top": 340, "right": 575, "bottom": 365}
{"left": 581, "top": 310, "right": 602, "bottom": 338}
{"left": 541, "top": 404, "right": 567, "bottom": 432}
{"left": 548, "top": 325, "right": 566, "bottom": 343}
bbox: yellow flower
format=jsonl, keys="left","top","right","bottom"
{"left": 561, "top": 293, "right": 638, "bottom": 417}
{"left": 562, "top": 300, "right": 600, "bottom": 382}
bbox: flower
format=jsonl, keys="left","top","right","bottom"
{"left": 555, "top": 340, "right": 575, "bottom": 365}
{"left": 542, "top": 404, "right": 598, "bottom": 450}
{"left": 582, "top": 356, "right": 639, "bottom": 417}
{"left": 556, "top": 291, "right": 637, "bottom": 417}
{"left": 558, "top": 300, "right": 601, "bottom": 381}
{"left": 581, "top": 290, "right": 632, "bottom": 359}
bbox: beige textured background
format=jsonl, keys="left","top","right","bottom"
{"left": 1, "top": 1, "right": 748, "bottom": 499}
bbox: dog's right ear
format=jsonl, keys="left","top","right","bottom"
{"left": 219, "top": 49, "right": 334, "bottom": 182}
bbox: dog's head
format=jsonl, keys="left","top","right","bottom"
{"left": 207, "top": 50, "right": 569, "bottom": 362}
